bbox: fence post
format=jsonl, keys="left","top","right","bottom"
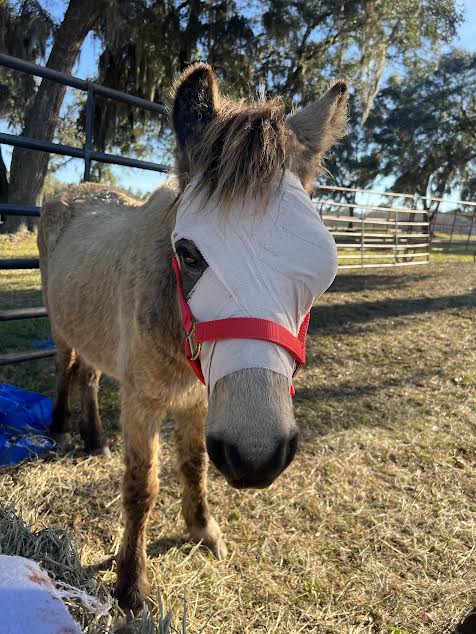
{"left": 449, "top": 205, "right": 459, "bottom": 246}
{"left": 426, "top": 210, "right": 430, "bottom": 262}
{"left": 394, "top": 210, "right": 399, "bottom": 265}
{"left": 83, "top": 85, "right": 95, "bottom": 182}
{"left": 466, "top": 207, "right": 475, "bottom": 252}
{"left": 360, "top": 215, "right": 364, "bottom": 267}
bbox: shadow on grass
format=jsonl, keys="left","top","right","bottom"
{"left": 294, "top": 364, "right": 441, "bottom": 437}
{"left": 84, "top": 556, "right": 115, "bottom": 575}
{"left": 147, "top": 536, "right": 188, "bottom": 558}
{"left": 295, "top": 371, "right": 420, "bottom": 403}
{"left": 328, "top": 272, "right": 433, "bottom": 294}
{"left": 310, "top": 289, "right": 476, "bottom": 334}
{"left": 0, "top": 356, "right": 55, "bottom": 394}
{"left": 0, "top": 288, "right": 51, "bottom": 389}
{"left": 0, "top": 287, "right": 43, "bottom": 310}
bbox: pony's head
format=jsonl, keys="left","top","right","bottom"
{"left": 171, "top": 64, "right": 348, "bottom": 489}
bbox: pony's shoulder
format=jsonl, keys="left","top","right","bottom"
{"left": 39, "top": 183, "right": 141, "bottom": 258}
{"left": 143, "top": 178, "right": 180, "bottom": 211}
{"left": 44, "top": 182, "right": 142, "bottom": 209}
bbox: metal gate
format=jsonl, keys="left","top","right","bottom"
{"left": 428, "top": 197, "right": 476, "bottom": 255}
{"left": 0, "top": 53, "right": 170, "bottom": 366}
{"left": 314, "top": 185, "right": 430, "bottom": 269}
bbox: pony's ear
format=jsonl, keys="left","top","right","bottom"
{"left": 286, "top": 81, "right": 349, "bottom": 190}
{"left": 172, "top": 63, "right": 219, "bottom": 153}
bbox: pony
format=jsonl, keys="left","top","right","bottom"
{"left": 38, "top": 64, "right": 348, "bottom": 612}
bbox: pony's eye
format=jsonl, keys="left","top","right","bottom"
{"left": 185, "top": 255, "right": 198, "bottom": 267}
{"left": 181, "top": 250, "right": 199, "bottom": 269}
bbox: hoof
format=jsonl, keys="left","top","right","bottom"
{"left": 84, "top": 441, "right": 111, "bottom": 458}
{"left": 52, "top": 432, "right": 73, "bottom": 450}
{"left": 89, "top": 444, "right": 112, "bottom": 459}
{"left": 209, "top": 533, "right": 228, "bottom": 560}
{"left": 190, "top": 516, "right": 228, "bottom": 560}
{"left": 99, "top": 445, "right": 112, "bottom": 458}
{"left": 114, "top": 577, "right": 150, "bottom": 616}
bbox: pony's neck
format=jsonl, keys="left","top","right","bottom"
{"left": 129, "top": 184, "right": 185, "bottom": 357}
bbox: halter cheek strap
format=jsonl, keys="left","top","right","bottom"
{"left": 172, "top": 255, "right": 310, "bottom": 396}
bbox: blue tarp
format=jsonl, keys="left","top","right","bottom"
{"left": 31, "top": 338, "right": 55, "bottom": 350}
{"left": 0, "top": 384, "right": 54, "bottom": 467}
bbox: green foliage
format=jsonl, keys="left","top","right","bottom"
{"left": 303, "top": 578, "right": 326, "bottom": 606}
{"left": 366, "top": 50, "right": 476, "bottom": 201}
{"left": 0, "top": 0, "right": 471, "bottom": 200}
{"left": 0, "top": 0, "right": 54, "bottom": 127}
{"left": 89, "top": 0, "right": 463, "bottom": 158}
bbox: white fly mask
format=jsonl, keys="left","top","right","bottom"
{"left": 172, "top": 169, "right": 338, "bottom": 396}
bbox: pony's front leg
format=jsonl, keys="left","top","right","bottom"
{"left": 115, "top": 388, "right": 164, "bottom": 613}
{"left": 172, "top": 395, "right": 227, "bottom": 560}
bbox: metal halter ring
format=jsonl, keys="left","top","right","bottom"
{"left": 186, "top": 323, "right": 201, "bottom": 360}
{"left": 292, "top": 362, "right": 302, "bottom": 378}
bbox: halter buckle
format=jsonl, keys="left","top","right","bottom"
{"left": 186, "top": 323, "right": 201, "bottom": 361}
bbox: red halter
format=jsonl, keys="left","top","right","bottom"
{"left": 172, "top": 255, "right": 310, "bottom": 396}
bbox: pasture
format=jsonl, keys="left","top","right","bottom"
{"left": 1, "top": 232, "right": 475, "bottom": 634}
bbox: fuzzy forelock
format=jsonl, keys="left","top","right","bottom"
{"left": 171, "top": 63, "right": 348, "bottom": 209}
{"left": 186, "top": 97, "right": 297, "bottom": 209}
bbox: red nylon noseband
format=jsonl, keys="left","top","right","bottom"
{"left": 172, "top": 255, "right": 310, "bottom": 395}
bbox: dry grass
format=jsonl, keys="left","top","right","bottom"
{"left": 1, "top": 233, "right": 476, "bottom": 633}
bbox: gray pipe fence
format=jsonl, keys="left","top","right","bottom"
{"left": 0, "top": 53, "right": 171, "bottom": 366}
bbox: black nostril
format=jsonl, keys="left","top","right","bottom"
{"left": 268, "top": 439, "right": 287, "bottom": 474}
{"left": 207, "top": 437, "right": 247, "bottom": 480}
{"left": 224, "top": 442, "right": 246, "bottom": 479}
{"left": 284, "top": 431, "right": 299, "bottom": 470}
{"left": 207, "top": 431, "right": 299, "bottom": 488}
{"left": 206, "top": 435, "right": 227, "bottom": 473}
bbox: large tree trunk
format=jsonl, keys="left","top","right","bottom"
{"left": 2, "top": 0, "right": 112, "bottom": 233}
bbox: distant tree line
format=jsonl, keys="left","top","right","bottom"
{"left": 0, "top": 0, "right": 474, "bottom": 232}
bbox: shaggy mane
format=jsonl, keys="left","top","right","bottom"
{"left": 187, "top": 97, "right": 298, "bottom": 207}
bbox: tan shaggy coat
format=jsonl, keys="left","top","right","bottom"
{"left": 38, "top": 63, "right": 348, "bottom": 612}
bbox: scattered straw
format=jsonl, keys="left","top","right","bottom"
{"left": 0, "top": 504, "right": 93, "bottom": 591}
{"left": 0, "top": 505, "right": 189, "bottom": 633}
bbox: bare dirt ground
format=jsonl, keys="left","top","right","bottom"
{"left": 1, "top": 234, "right": 475, "bottom": 633}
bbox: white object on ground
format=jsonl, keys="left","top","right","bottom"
{"left": 0, "top": 554, "right": 82, "bottom": 634}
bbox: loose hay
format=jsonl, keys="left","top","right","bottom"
{"left": 0, "top": 504, "right": 185, "bottom": 633}
{"left": 0, "top": 503, "right": 92, "bottom": 590}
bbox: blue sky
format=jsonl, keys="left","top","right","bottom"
{"left": 458, "top": 0, "right": 476, "bottom": 48}
{"left": 3, "top": 0, "right": 476, "bottom": 196}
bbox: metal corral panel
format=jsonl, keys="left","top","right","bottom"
{"left": 314, "top": 186, "right": 430, "bottom": 269}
